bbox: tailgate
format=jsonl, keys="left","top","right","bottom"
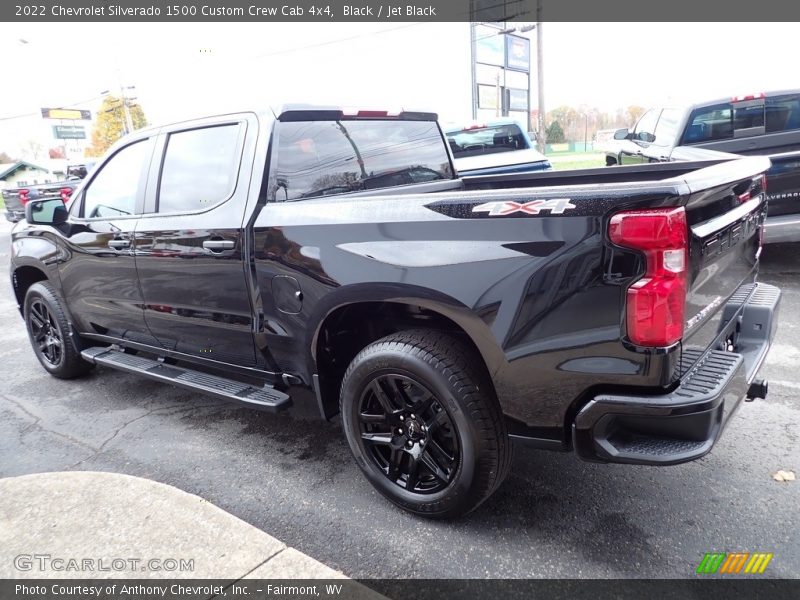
{"left": 680, "top": 157, "right": 770, "bottom": 352}
{"left": 2, "top": 189, "right": 24, "bottom": 213}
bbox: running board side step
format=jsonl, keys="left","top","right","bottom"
{"left": 81, "top": 347, "right": 292, "bottom": 412}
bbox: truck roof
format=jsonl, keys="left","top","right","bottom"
{"left": 274, "top": 104, "right": 438, "bottom": 121}
{"left": 103, "top": 105, "right": 440, "bottom": 151}
{"left": 675, "top": 89, "right": 800, "bottom": 112}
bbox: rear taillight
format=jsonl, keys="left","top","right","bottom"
{"left": 741, "top": 174, "right": 767, "bottom": 203}
{"left": 60, "top": 187, "right": 72, "bottom": 203}
{"left": 609, "top": 207, "right": 688, "bottom": 347}
{"left": 18, "top": 189, "right": 30, "bottom": 204}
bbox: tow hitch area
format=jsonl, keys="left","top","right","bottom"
{"left": 746, "top": 379, "right": 769, "bottom": 401}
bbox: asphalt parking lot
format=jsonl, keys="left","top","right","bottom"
{"left": 1, "top": 220, "right": 797, "bottom": 579}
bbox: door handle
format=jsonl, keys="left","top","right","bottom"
{"left": 108, "top": 239, "right": 130, "bottom": 249}
{"left": 203, "top": 240, "right": 235, "bottom": 251}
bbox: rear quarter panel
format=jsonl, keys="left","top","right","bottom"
{"left": 251, "top": 183, "right": 688, "bottom": 440}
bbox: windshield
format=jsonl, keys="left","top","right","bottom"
{"left": 446, "top": 124, "right": 529, "bottom": 158}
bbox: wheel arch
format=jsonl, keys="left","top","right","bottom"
{"left": 12, "top": 264, "right": 50, "bottom": 313}
{"left": 308, "top": 285, "right": 505, "bottom": 420}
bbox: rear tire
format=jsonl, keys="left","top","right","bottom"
{"left": 24, "top": 282, "right": 93, "bottom": 379}
{"left": 340, "top": 329, "right": 512, "bottom": 518}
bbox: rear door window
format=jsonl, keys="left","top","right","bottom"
{"left": 273, "top": 120, "right": 452, "bottom": 201}
{"left": 157, "top": 123, "right": 243, "bottom": 214}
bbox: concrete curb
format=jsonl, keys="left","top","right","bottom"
{"left": 0, "top": 471, "right": 346, "bottom": 580}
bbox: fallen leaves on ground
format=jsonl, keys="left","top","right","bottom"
{"left": 772, "top": 470, "right": 796, "bottom": 482}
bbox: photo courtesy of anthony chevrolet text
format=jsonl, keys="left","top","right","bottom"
{"left": 0, "top": 1, "right": 798, "bottom": 599}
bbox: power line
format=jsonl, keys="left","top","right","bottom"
{"left": 0, "top": 94, "right": 107, "bottom": 122}
{"left": 246, "top": 22, "right": 426, "bottom": 61}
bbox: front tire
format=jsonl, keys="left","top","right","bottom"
{"left": 340, "top": 329, "right": 512, "bottom": 518}
{"left": 24, "top": 282, "right": 93, "bottom": 379}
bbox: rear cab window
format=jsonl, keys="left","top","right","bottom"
{"left": 766, "top": 93, "right": 800, "bottom": 132}
{"left": 683, "top": 103, "right": 733, "bottom": 144}
{"left": 733, "top": 98, "right": 765, "bottom": 138}
{"left": 683, "top": 96, "right": 784, "bottom": 144}
{"left": 446, "top": 123, "right": 529, "bottom": 158}
{"left": 272, "top": 119, "right": 452, "bottom": 201}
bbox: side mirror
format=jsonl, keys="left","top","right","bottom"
{"left": 637, "top": 132, "right": 656, "bottom": 143}
{"left": 25, "top": 198, "right": 68, "bottom": 226}
{"left": 613, "top": 128, "right": 630, "bottom": 140}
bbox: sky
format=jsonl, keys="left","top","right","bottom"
{"left": 1, "top": 22, "right": 798, "bottom": 157}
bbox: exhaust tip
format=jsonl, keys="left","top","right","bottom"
{"left": 746, "top": 379, "right": 768, "bottom": 401}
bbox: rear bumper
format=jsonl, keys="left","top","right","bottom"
{"left": 572, "top": 283, "right": 781, "bottom": 465}
{"left": 763, "top": 214, "right": 800, "bottom": 244}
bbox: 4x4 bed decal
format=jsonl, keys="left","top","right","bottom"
{"left": 472, "top": 199, "right": 576, "bottom": 216}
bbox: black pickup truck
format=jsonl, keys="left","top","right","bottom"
{"left": 604, "top": 91, "right": 800, "bottom": 243}
{"left": 10, "top": 107, "right": 780, "bottom": 518}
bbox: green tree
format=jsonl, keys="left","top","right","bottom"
{"left": 86, "top": 96, "right": 148, "bottom": 157}
{"left": 546, "top": 120, "right": 566, "bottom": 144}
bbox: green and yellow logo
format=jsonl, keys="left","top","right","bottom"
{"left": 696, "top": 552, "right": 773, "bottom": 574}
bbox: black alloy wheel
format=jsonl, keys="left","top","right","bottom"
{"left": 28, "top": 298, "right": 63, "bottom": 367}
{"left": 24, "top": 281, "right": 93, "bottom": 379}
{"left": 340, "top": 329, "right": 512, "bottom": 518}
{"left": 358, "top": 374, "right": 460, "bottom": 494}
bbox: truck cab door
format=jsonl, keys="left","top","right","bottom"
{"left": 134, "top": 115, "right": 261, "bottom": 368}
{"left": 59, "top": 136, "right": 158, "bottom": 345}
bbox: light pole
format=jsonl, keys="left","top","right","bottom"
{"left": 581, "top": 112, "right": 589, "bottom": 152}
{"left": 535, "top": 17, "right": 545, "bottom": 154}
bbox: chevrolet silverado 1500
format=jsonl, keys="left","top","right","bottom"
{"left": 11, "top": 106, "right": 780, "bottom": 517}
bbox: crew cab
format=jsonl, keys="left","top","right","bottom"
{"left": 11, "top": 106, "right": 780, "bottom": 518}
{"left": 605, "top": 91, "right": 800, "bottom": 243}
{"left": 445, "top": 118, "right": 551, "bottom": 176}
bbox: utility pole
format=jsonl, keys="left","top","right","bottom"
{"left": 103, "top": 85, "right": 136, "bottom": 136}
{"left": 120, "top": 85, "right": 135, "bottom": 135}
{"left": 495, "top": 72, "right": 501, "bottom": 117}
{"left": 583, "top": 113, "right": 589, "bottom": 151}
{"left": 470, "top": 23, "right": 477, "bottom": 120}
{"left": 536, "top": 16, "right": 545, "bottom": 154}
